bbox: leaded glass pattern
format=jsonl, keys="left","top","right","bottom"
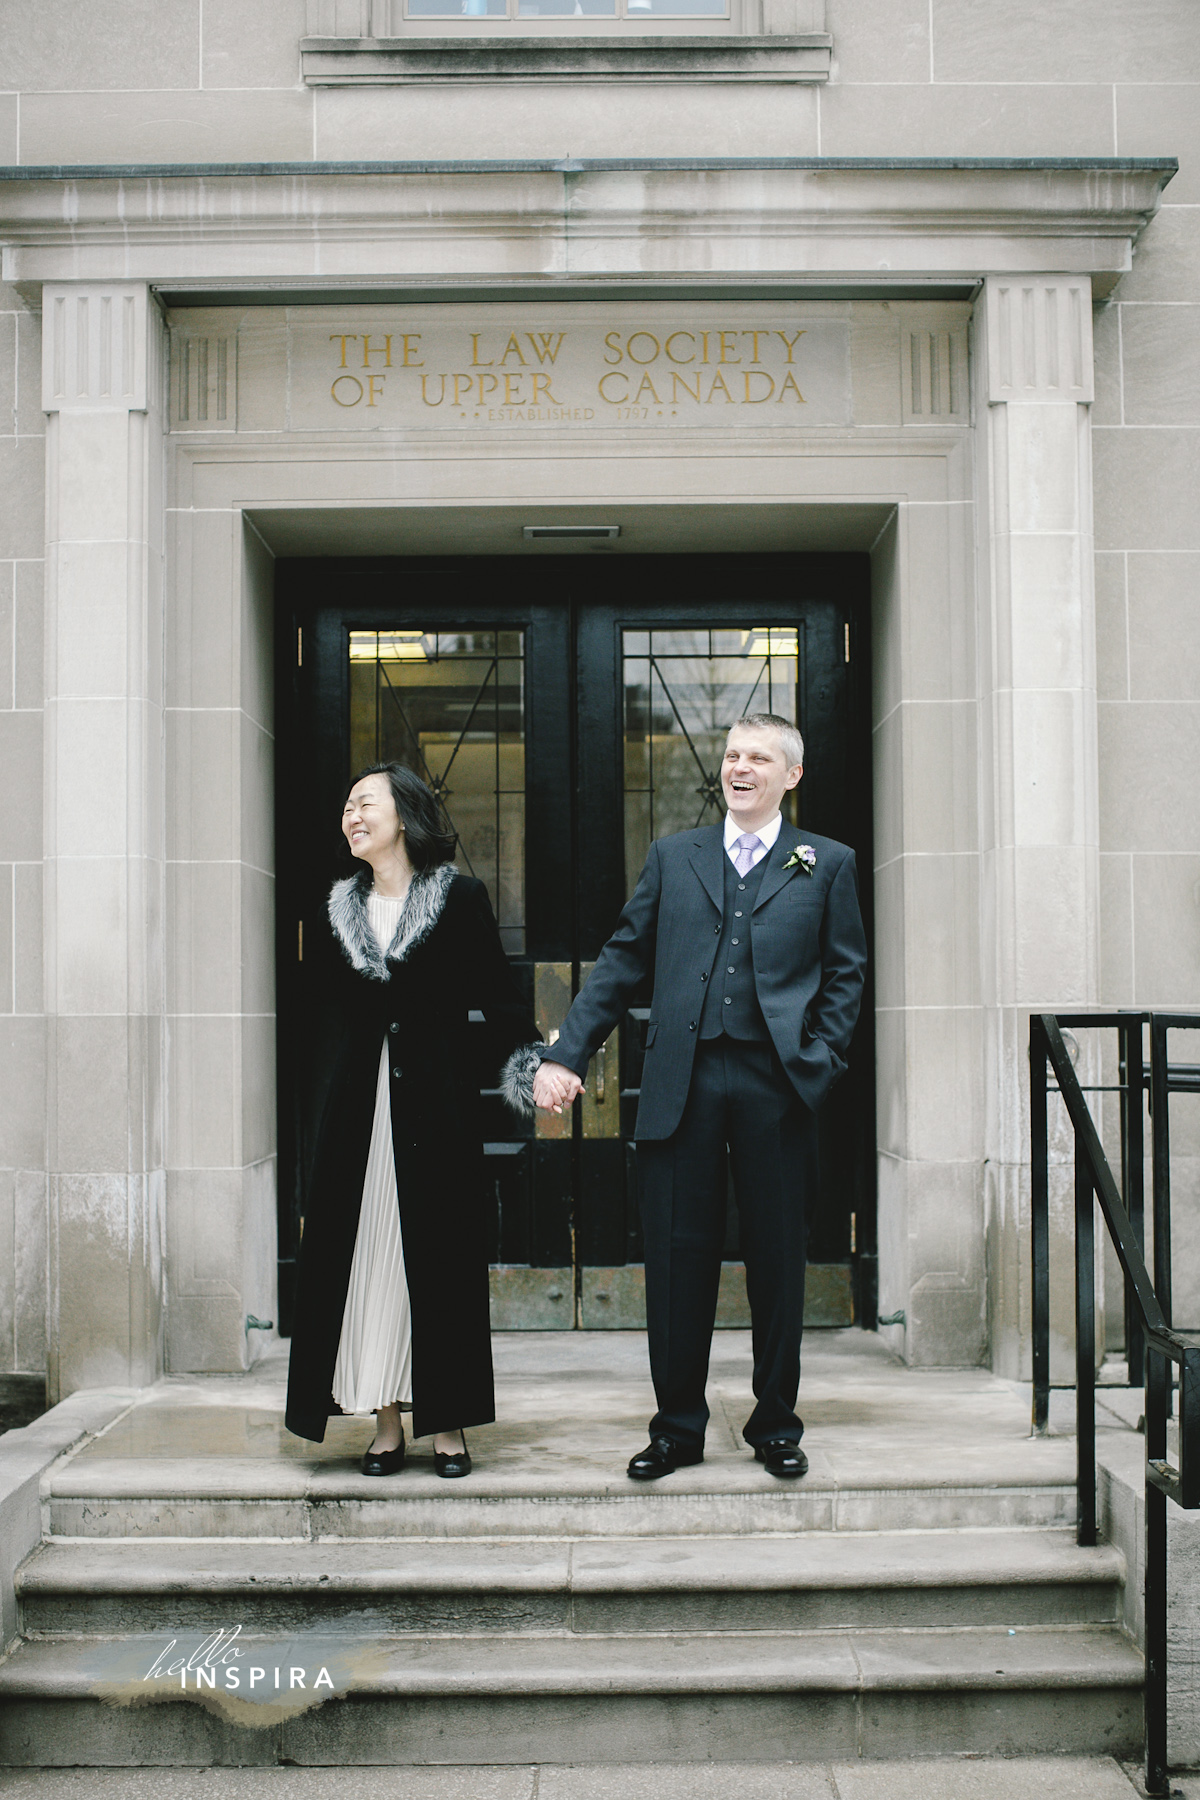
{"left": 348, "top": 629, "right": 526, "bottom": 951}
{"left": 622, "top": 626, "right": 801, "bottom": 898}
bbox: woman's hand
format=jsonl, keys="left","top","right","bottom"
{"left": 533, "top": 1060, "right": 584, "bottom": 1115}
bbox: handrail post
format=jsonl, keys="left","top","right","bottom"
{"left": 1151, "top": 1015, "right": 1174, "bottom": 1414}
{"left": 1145, "top": 1347, "right": 1170, "bottom": 1797}
{"left": 1030, "top": 1014, "right": 1050, "bottom": 1435}
{"left": 1075, "top": 1153, "right": 1097, "bottom": 1547}
{"left": 1121, "top": 1015, "right": 1146, "bottom": 1387}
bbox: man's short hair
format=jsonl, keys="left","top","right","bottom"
{"left": 730, "top": 712, "right": 804, "bottom": 771}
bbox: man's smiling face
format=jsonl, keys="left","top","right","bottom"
{"left": 721, "top": 723, "right": 802, "bottom": 831}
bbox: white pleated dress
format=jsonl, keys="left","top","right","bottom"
{"left": 331, "top": 891, "right": 414, "bottom": 1416}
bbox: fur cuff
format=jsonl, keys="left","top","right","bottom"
{"left": 501, "top": 1043, "right": 544, "bottom": 1118}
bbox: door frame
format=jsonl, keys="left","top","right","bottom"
{"left": 273, "top": 552, "right": 876, "bottom": 1332}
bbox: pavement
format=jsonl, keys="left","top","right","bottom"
{"left": 0, "top": 1757, "right": 1192, "bottom": 1798}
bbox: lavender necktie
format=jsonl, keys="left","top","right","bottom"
{"left": 733, "top": 832, "right": 762, "bottom": 877}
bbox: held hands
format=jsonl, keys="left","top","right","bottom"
{"left": 533, "top": 1059, "right": 584, "bottom": 1115}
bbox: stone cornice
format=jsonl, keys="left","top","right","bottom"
{"left": 0, "top": 160, "right": 1175, "bottom": 298}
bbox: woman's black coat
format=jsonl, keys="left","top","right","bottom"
{"left": 285, "top": 863, "right": 540, "bottom": 1443}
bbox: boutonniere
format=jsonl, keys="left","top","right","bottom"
{"left": 784, "top": 844, "right": 817, "bottom": 877}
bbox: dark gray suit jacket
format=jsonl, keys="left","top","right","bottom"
{"left": 551, "top": 822, "right": 868, "bottom": 1141}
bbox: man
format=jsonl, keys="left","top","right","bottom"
{"left": 533, "top": 713, "right": 866, "bottom": 1480}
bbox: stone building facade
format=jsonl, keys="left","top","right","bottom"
{"left": 0, "top": 1, "right": 1196, "bottom": 1402}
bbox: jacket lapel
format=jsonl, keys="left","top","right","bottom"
{"left": 753, "top": 825, "right": 803, "bottom": 912}
{"left": 688, "top": 828, "right": 726, "bottom": 915}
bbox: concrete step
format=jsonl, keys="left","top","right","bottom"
{"left": 17, "top": 1530, "right": 1124, "bottom": 1637}
{"left": 0, "top": 1625, "right": 1144, "bottom": 1767}
{"left": 44, "top": 1457, "right": 1079, "bottom": 1540}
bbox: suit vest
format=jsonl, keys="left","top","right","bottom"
{"left": 698, "top": 846, "right": 770, "bottom": 1041}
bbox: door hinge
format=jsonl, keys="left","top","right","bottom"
{"left": 844, "top": 622, "right": 851, "bottom": 664}
{"left": 298, "top": 919, "right": 304, "bottom": 962}
{"left": 297, "top": 626, "right": 303, "bottom": 668}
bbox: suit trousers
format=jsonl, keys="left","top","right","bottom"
{"left": 636, "top": 1034, "right": 816, "bottom": 1451}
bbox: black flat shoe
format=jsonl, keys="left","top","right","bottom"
{"left": 627, "top": 1435, "right": 704, "bottom": 1481}
{"left": 433, "top": 1434, "right": 471, "bottom": 1479}
{"left": 361, "top": 1440, "right": 405, "bottom": 1477}
{"left": 754, "top": 1438, "right": 808, "bottom": 1479}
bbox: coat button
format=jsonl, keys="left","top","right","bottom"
{"left": 689, "top": 1022, "right": 697, "bottom": 1031}
{"left": 389, "top": 1022, "right": 399, "bottom": 1034}
{"left": 392, "top": 1067, "right": 403, "bottom": 1079}
{"left": 724, "top": 997, "right": 732, "bottom": 1006}
{"left": 699, "top": 972, "right": 707, "bottom": 981}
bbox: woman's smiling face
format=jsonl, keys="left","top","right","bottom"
{"left": 342, "top": 772, "right": 401, "bottom": 861}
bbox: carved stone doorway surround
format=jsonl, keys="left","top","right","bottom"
{"left": 4, "top": 156, "right": 1171, "bottom": 1396}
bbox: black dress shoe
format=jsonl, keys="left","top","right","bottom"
{"left": 433, "top": 1434, "right": 472, "bottom": 1479}
{"left": 627, "top": 1435, "right": 704, "bottom": 1481}
{"left": 361, "top": 1441, "right": 405, "bottom": 1477}
{"left": 754, "top": 1438, "right": 808, "bottom": 1479}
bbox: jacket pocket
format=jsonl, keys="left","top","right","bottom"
{"left": 645, "top": 1021, "right": 659, "bottom": 1048}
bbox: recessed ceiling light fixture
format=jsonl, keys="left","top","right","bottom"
{"left": 522, "top": 525, "right": 621, "bottom": 540}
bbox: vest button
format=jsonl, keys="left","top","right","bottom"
{"left": 734, "top": 911, "right": 743, "bottom": 918}
{"left": 727, "top": 966, "right": 736, "bottom": 974}
{"left": 731, "top": 937, "right": 739, "bottom": 946}
{"left": 689, "top": 1021, "right": 697, "bottom": 1031}
{"left": 699, "top": 972, "right": 707, "bottom": 981}
{"left": 724, "top": 997, "right": 732, "bottom": 1006}
{"left": 738, "top": 883, "right": 746, "bottom": 890}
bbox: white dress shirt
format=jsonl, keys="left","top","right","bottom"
{"left": 723, "top": 811, "right": 782, "bottom": 870}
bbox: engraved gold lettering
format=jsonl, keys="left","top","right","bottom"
{"left": 528, "top": 333, "right": 566, "bottom": 364}
{"left": 700, "top": 331, "right": 711, "bottom": 364}
{"left": 776, "top": 370, "right": 805, "bottom": 402}
{"left": 401, "top": 334, "right": 423, "bottom": 368}
{"left": 598, "top": 370, "right": 629, "bottom": 403}
{"left": 420, "top": 374, "right": 447, "bottom": 406}
{"left": 361, "top": 335, "right": 393, "bottom": 368}
{"left": 453, "top": 373, "right": 474, "bottom": 405}
{"left": 366, "top": 373, "right": 385, "bottom": 406}
{"left": 665, "top": 331, "right": 696, "bottom": 365}
{"left": 776, "top": 330, "right": 806, "bottom": 363}
{"left": 470, "top": 335, "right": 493, "bottom": 367}
{"left": 744, "top": 371, "right": 774, "bottom": 403}
{"left": 742, "top": 330, "right": 766, "bottom": 363}
{"left": 477, "top": 372, "right": 499, "bottom": 402}
{"left": 603, "top": 331, "right": 624, "bottom": 366}
{"left": 503, "top": 373, "right": 524, "bottom": 404}
{"left": 633, "top": 372, "right": 661, "bottom": 403}
{"left": 626, "top": 332, "right": 661, "bottom": 366}
{"left": 331, "top": 375, "right": 364, "bottom": 406}
{"left": 330, "top": 335, "right": 358, "bottom": 369}
{"left": 531, "top": 372, "right": 561, "bottom": 403}
{"left": 718, "top": 331, "right": 741, "bottom": 365}
{"left": 706, "top": 371, "right": 735, "bottom": 404}
{"left": 500, "top": 333, "right": 528, "bottom": 367}
{"left": 671, "top": 371, "right": 701, "bottom": 403}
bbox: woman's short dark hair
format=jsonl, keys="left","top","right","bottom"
{"left": 343, "top": 762, "right": 457, "bottom": 873}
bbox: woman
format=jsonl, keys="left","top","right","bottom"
{"left": 284, "top": 762, "right": 542, "bottom": 1477}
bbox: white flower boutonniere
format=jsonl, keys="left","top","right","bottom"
{"left": 784, "top": 843, "right": 817, "bottom": 877}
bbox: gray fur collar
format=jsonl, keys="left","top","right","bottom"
{"left": 327, "top": 864, "right": 457, "bottom": 982}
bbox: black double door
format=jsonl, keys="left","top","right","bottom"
{"left": 275, "top": 553, "right": 875, "bottom": 1334}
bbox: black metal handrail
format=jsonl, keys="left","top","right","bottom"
{"left": 1031, "top": 1011, "right": 1200, "bottom": 1798}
